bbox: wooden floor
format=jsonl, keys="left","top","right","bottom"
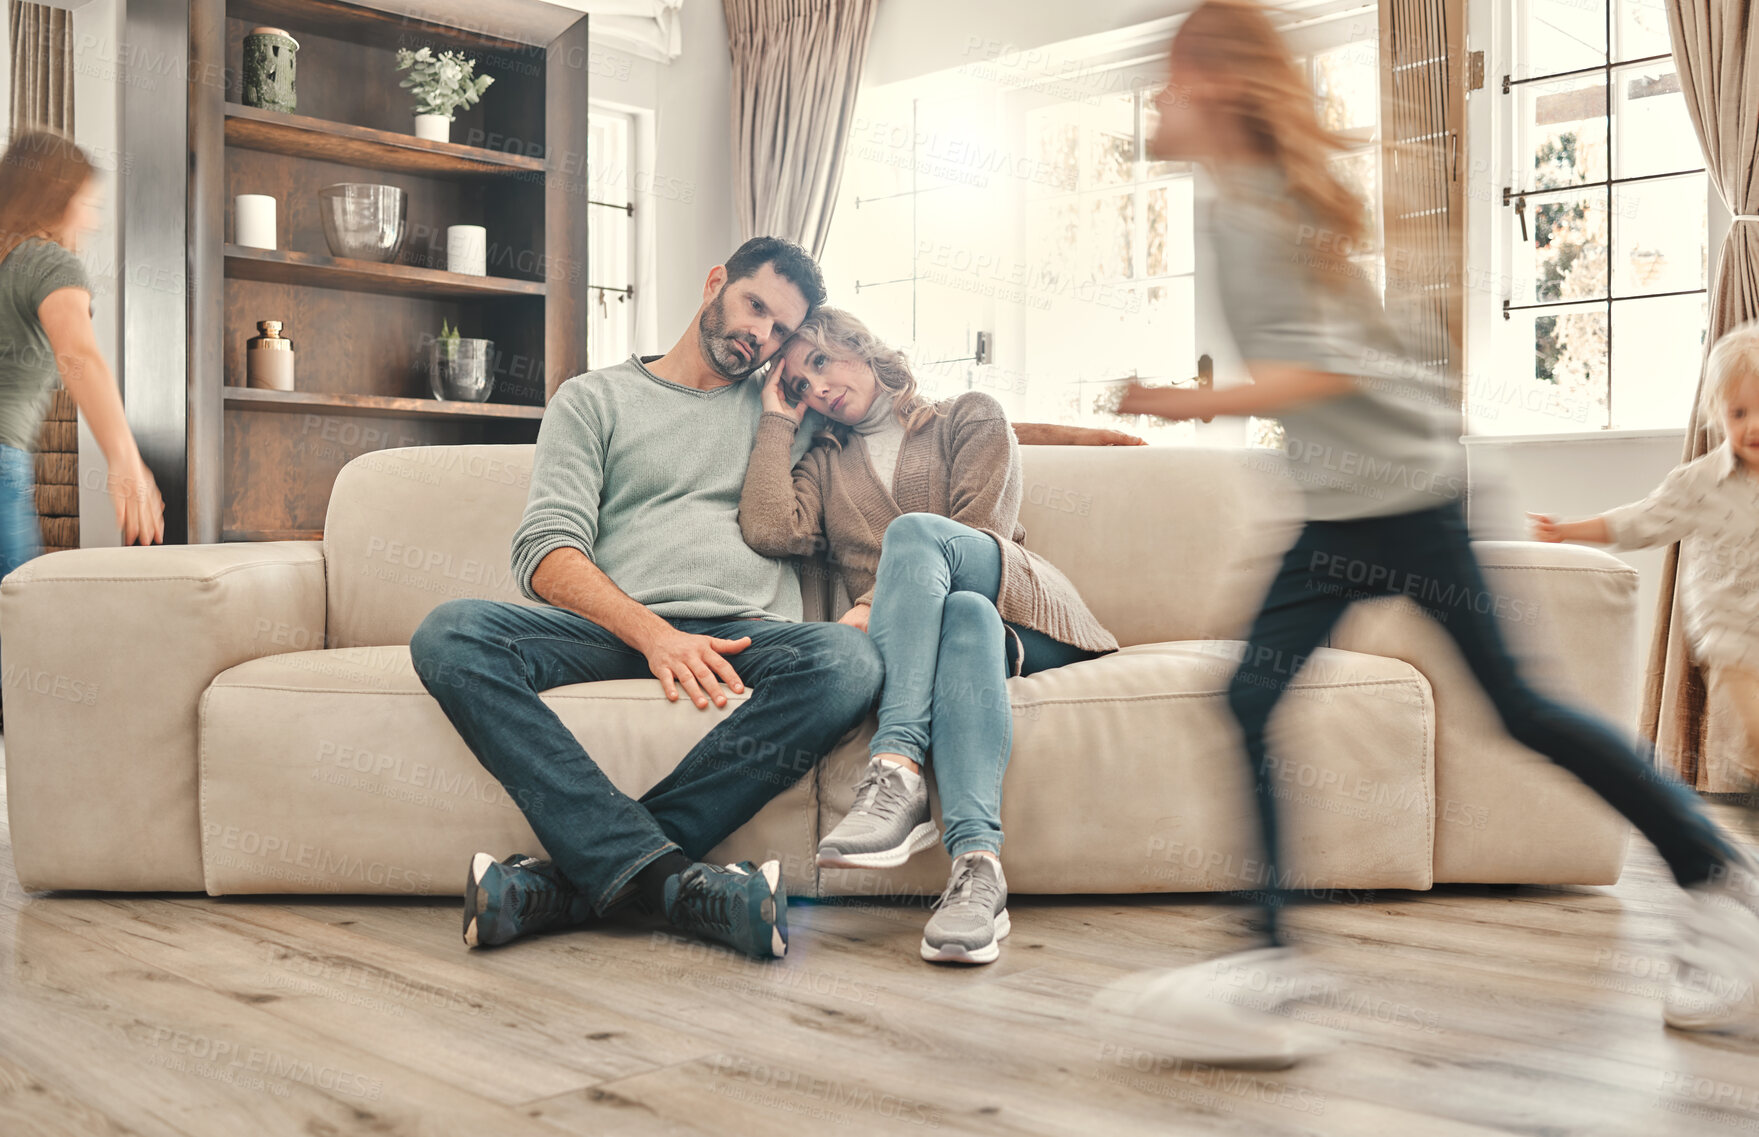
{"left": 3, "top": 741, "right": 1758, "bottom": 1137}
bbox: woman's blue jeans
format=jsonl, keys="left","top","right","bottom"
{"left": 0, "top": 444, "right": 42, "bottom": 579}
{"left": 866, "top": 512, "right": 1101, "bottom": 857}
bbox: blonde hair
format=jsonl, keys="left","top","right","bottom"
{"left": 0, "top": 129, "right": 94, "bottom": 265}
{"left": 1703, "top": 320, "right": 1759, "bottom": 419}
{"left": 788, "top": 306, "right": 942, "bottom": 449}
{"left": 1169, "top": 0, "right": 1366, "bottom": 253}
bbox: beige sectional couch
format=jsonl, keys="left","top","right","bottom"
{"left": 3, "top": 443, "right": 1634, "bottom": 898}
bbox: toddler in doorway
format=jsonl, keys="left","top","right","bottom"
{"left": 1531, "top": 321, "right": 1759, "bottom": 786}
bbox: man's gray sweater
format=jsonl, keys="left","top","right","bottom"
{"left": 511, "top": 355, "right": 816, "bottom": 621}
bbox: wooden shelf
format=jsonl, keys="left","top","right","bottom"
{"left": 224, "top": 104, "right": 545, "bottom": 179}
{"left": 224, "top": 244, "right": 546, "bottom": 299}
{"left": 228, "top": 0, "right": 543, "bottom": 53}
{"left": 223, "top": 386, "right": 545, "bottom": 421}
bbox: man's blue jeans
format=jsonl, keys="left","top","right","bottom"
{"left": 866, "top": 513, "right": 1102, "bottom": 857}
{"left": 409, "top": 599, "right": 884, "bottom": 913}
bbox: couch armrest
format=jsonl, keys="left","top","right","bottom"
{"left": 1328, "top": 540, "right": 1637, "bottom": 885}
{"left": 2, "top": 542, "right": 326, "bottom": 892}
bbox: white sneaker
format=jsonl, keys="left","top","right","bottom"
{"left": 1666, "top": 858, "right": 1759, "bottom": 1032}
{"left": 1090, "top": 947, "right": 1338, "bottom": 1069}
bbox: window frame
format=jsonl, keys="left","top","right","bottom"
{"left": 1466, "top": 0, "right": 1724, "bottom": 438}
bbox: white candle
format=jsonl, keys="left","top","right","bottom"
{"left": 235, "top": 194, "right": 277, "bottom": 250}
{"left": 446, "top": 225, "right": 487, "bottom": 276}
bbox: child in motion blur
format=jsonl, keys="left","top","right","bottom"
{"left": 1096, "top": 0, "right": 1759, "bottom": 1065}
{"left": 1532, "top": 323, "right": 1759, "bottom": 788}
{"left": 0, "top": 129, "right": 164, "bottom": 566}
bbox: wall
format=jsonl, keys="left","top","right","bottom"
{"left": 1467, "top": 430, "right": 1687, "bottom": 680}
{"left": 72, "top": 0, "right": 123, "bottom": 547}
{"left": 588, "top": 0, "right": 734, "bottom": 353}
{"left": 863, "top": 0, "right": 1189, "bottom": 87}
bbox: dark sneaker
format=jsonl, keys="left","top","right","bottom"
{"left": 818, "top": 757, "right": 938, "bottom": 869}
{"left": 664, "top": 859, "right": 788, "bottom": 960}
{"left": 462, "top": 853, "right": 593, "bottom": 948}
{"left": 922, "top": 852, "right": 1010, "bottom": 964}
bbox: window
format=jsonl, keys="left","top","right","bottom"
{"left": 1480, "top": 0, "right": 1709, "bottom": 434}
{"left": 824, "top": 56, "right": 1199, "bottom": 444}
{"left": 587, "top": 107, "right": 636, "bottom": 371}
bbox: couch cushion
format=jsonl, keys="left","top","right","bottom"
{"left": 1328, "top": 541, "right": 1637, "bottom": 885}
{"left": 323, "top": 446, "right": 535, "bottom": 650}
{"left": 1013, "top": 445, "right": 1303, "bottom": 646}
{"left": 322, "top": 443, "right": 1306, "bottom": 651}
{"left": 817, "top": 641, "right": 1437, "bottom": 898}
{"left": 198, "top": 647, "right": 819, "bottom": 895}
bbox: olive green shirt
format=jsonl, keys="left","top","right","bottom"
{"left": 0, "top": 237, "right": 91, "bottom": 452}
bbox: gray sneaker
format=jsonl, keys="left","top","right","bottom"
{"left": 922, "top": 853, "right": 1010, "bottom": 964}
{"left": 817, "top": 757, "right": 938, "bottom": 869}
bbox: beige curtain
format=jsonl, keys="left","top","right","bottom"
{"left": 1378, "top": 0, "right": 1466, "bottom": 407}
{"left": 723, "top": 0, "right": 877, "bottom": 257}
{"left": 10, "top": 0, "right": 74, "bottom": 133}
{"left": 1645, "top": 0, "right": 1759, "bottom": 789}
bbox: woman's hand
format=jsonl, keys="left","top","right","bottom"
{"left": 760, "top": 366, "right": 807, "bottom": 426}
{"left": 110, "top": 457, "right": 165, "bottom": 545}
{"left": 839, "top": 603, "right": 871, "bottom": 633}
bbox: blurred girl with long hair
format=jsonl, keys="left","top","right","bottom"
{"left": 0, "top": 129, "right": 163, "bottom": 571}
{"left": 1099, "top": 0, "right": 1756, "bottom": 1064}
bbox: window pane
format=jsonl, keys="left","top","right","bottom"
{"left": 1477, "top": 306, "right": 1606, "bottom": 432}
{"left": 1517, "top": 73, "right": 1608, "bottom": 191}
{"left": 1026, "top": 198, "right": 1080, "bottom": 280}
{"left": 1514, "top": 189, "right": 1609, "bottom": 304}
{"left": 1612, "top": 174, "right": 1707, "bottom": 298}
{"left": 1612, "top": 63, "right": 1700, "bottom": 178}
{"left": 1145, "top": 179, "right": 1195, "bottom": 277}
{"left": 1615, "top": 0, "right": 1671, "bottom": 62}
{"left": 1031, "top": 109, "right": 1080, "bottom": 200}
{"left": 1330, "top": 149, "right": 1379, "bottom": 247}
{"left": 1314, "top": 40, "right": 1379, "bottom": 133}
{"left": 1088, "top": 192, "right": 1134, "bottom": 282}
{"left": 1089, "top": 93, "right": 1135, "bottom": 190}
{"left": 1610, "top": 293, "right": 1705, "bottom": 429}
{"left": 1514, "top": 0, "right": 1607, "bottom": 79}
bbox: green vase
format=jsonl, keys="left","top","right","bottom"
{"left": 242, "top": 26, "right": 299, "bottom": 114}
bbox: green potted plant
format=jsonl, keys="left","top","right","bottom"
{"left": 396, "top": 47, "right": 494, "bottom": 143}
{"left": 428, "top": 318, "right": 495, "bottom": 402}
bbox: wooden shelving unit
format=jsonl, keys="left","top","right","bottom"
{"left": 184, "top": 0, "right": 590, "bottom": 542}
{"left": 223, "top": 104, "right": 546, "bottom": 179}
{"left": 223, "top": 244, "right": 548, "bottom": 299}
{"left": 222, "top": 386, "right": 546, "bottom": 421}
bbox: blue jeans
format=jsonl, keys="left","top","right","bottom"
{"left": 0, "top": 444, "right": 42, "bottom": 579}
{"left": 866, "top": 513, "right": 1103, "bottom": 857}
{"left": 409, "top": 599, "right": 884, "bottom": 913}
{"left": 1227, "top": 499, "right": 1738, "bottom": 945}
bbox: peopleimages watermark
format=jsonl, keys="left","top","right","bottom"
{"left": 709, "top": 1055, "right": 945, "bottom": 1128}
{"left": 141, "top": 1026, "right": 383, "bottom": 1100}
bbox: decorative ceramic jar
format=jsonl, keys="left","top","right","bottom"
{"left": 242, "top": 27, "right": 299, "bottom": 113}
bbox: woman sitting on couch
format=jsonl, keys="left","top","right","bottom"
{"left": 739, "top": 307, "right": 1120, "bottom": 965}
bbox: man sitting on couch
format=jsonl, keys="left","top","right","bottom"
{"left": 410, "top": 236, "right": 880, "bottom": 961}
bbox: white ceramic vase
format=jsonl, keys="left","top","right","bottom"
{"left": 414, "top": 113, "right": 450, "bottom": 142}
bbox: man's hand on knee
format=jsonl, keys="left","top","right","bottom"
{"left": 637, "top": 626, "right": 750, "bottom": 709}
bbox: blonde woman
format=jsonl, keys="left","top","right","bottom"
{"left": 739, "top": 306, "right": 1119, "bottom": 964}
